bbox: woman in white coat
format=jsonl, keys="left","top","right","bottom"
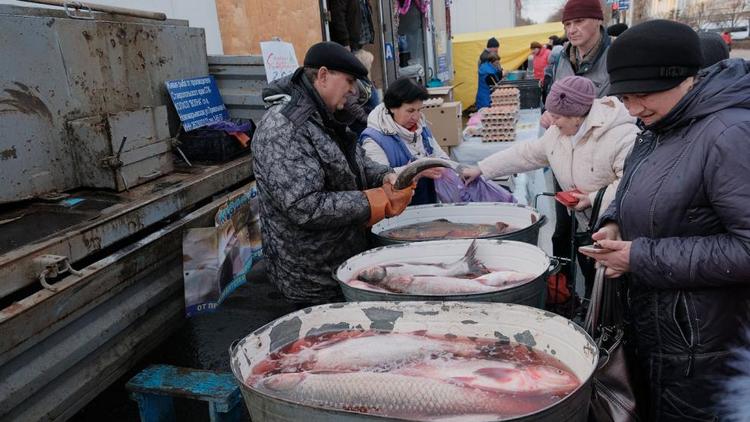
{"left": 462, "top": 76, "right": 638, "bottom": 295}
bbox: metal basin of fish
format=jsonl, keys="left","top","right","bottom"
{"left": 230, "top": 301, "right": 598, "bottom": 422}
{"left": 371, "top": 203, "right": 546, "bottom": 246}
{"left": 335, "top": 239, "right": 555, "bottom": 307}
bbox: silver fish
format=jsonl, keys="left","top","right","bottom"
{"left": 357, "top": 240, "right": 488, "bottom": 285}
{"left": 260, "top": 371, "right": 537, "bottom": 419}
{"left": 396, "top": 358, "right": 580, "bottom": 395}
{"left": 279, "top": 332, "right": 479, "bottom": 371}
{"left": 394, "top": 158, "right": 463, "bottom": 189}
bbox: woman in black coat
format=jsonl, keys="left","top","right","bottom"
{"left": 581, "top": 20, "right": 750, "bottom": 421}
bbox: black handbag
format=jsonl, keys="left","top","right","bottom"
{"left": 573, "top": 187, "right": 607, "bottom": 248}
{"left": 584, "top": 266, "right": 640, "bottom": 422}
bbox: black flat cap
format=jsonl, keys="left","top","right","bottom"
{"left": 303, "top": 42, "right": 368, "bottom": 79}
{"left": 607, "top": 20, "right": 702, "bottom": 95}
{"left": 487, "top": 37, "right": 500, "bottom": 48}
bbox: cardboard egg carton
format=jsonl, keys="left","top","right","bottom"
{"left": 491, "top": 86, "right": 520, "bottom": 98}
{"left": 481, "top": 134, "right": 516, "bottom": 142}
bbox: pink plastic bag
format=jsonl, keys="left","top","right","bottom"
{"left": 435, "top": 170, "right": 516, "bottom": 203}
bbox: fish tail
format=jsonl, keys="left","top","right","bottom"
{"left": 463, "top": 240, "right": 489, "bottom": 274}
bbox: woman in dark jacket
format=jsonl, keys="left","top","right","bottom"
{"left": 580, "top": 20, "right": 750, "bottom": 421}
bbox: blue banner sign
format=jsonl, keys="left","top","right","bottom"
{"left": 165, "top": 76, "right": 229, "bottom": 131}
{"left": 618, "top": 0, "right": 630, "bottom": 9}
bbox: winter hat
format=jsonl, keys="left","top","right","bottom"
{"left": 530, "top": 41, "right": 543, "bottom": 49}
{"left": 607, "top": 20, "right": 701, "bottom": 95}
{"left": 606, "top": 23, "right": 628, "bottom": 37}
{"left": 545, "top": 76, "right": 596, "bottom": 117}
{"left": 562, "top": 0, "right": 604, "bottom": 22}
{"left": 698, "top": 31, "right": 729, "bottom": 68}
{"left": 303, "top": 42, "right": 368, "bottom": 79}
{"left": 487, "top": 37, "right": 500, "bottom": 48}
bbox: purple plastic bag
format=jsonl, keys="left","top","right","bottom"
{"left": 435, "top": 170, "right": 517, "bottom": 203}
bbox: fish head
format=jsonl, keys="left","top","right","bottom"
{"left": 525, "top": 365, "right": 580, "bottom": 392}
{"left": 263, "top": 372, "right": 306, "bottom": 391}
{"left": 358, "top": 266, "right": 387, "bottom": 284}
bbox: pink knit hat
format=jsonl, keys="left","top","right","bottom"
{"left": 545, "top": 76, "right": 596, "bottom": 117}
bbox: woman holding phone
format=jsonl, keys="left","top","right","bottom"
{"left": 580, "top": 20, "right": 750, "bottom": 421}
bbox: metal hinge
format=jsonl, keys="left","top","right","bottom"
{"left": 33, "top": 254, "right": 83, "bottom": 292}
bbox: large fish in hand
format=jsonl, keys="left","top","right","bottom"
{"left": 259, "top": 371, "right": 537, "bottom": 420}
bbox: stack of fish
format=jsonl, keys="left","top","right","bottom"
{"left": 248, "top": 329, "right": 581, "bottom": 421}
{"left": 482, "top": 87, "right": 520, "bottom": 142}
{"left": 346, "top": 241, "right": 536, "bottom": 295}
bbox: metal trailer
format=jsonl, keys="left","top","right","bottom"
{"left": 0, "top": 5, "right": 265, "bottom": 420}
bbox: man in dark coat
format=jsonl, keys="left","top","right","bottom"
{"left": 252, "top": 42, "right": 415, "bottom": 305}
{"left": 329, "top": 0, "right": 362, "bottom": 51}
{"left": 582, "top": 20, "right": 750, "bottom": 421}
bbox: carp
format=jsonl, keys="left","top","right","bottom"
{"left": 380, "top": 218, "right": 518, "bottom": 241}
{"left": 396, "top": 358, "right": 580, "bottom": 395}
{"left": 260, "top": 371, "right": 537, "bottom": 420}
{"left": 357, "top": 240, "right": 488, "bottom": 284}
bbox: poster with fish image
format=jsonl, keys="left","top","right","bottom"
{"left": 183, "top": 183, "right": 263, "bottom": 317}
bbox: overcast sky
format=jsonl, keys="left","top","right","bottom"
{"left": 522, "top": 0, "right": 566, "bottom": 23}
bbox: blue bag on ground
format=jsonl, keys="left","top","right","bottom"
{"left": 435, "top": 170, "right": 516, "bottom": 203}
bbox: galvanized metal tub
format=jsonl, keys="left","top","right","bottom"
{"left": 229, "top": 301, "right": 598, "bottom": 422}
{"left": 336, "top": 239, "right": 555, "bottom": 307}
{"left": 371, "top": 203, "right": 547, "bottom": 246}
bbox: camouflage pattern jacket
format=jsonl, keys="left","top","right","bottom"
{"left": 251, "top": 70, "right": 391, "bottom": 304}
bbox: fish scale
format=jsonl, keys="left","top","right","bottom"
{"left": 263, "top": 371, "right": 531, "bottom": 418}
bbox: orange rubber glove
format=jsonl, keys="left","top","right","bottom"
{"left": 363, "top": 182, "right": 416, "bottom": 226}
{"left": 364, "top": 187, "right": 389, "bottom": 227}
{"left": 382, "top": 182, "right": 415, "bottom": 217}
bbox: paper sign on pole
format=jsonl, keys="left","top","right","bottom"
{"left": 260, "top": 41, "right": 299, "bottom": 83}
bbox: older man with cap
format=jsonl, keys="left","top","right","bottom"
{"left": 252, "top": 42, "right": 415, "bottom": 306}
{"left": 542, "top": 0, "right": 611, "bottom": 129}
{"left": 580, "top": 20, "right": 750, "bottom": 421}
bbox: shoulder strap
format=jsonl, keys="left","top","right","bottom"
{"left": 588, "top": 187, "right": 607, "bottom": 231}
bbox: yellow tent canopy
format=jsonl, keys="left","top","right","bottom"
{"left": 451, "top": 22, "right": 564, "bottom": 109}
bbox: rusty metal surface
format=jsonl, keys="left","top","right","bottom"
{"left": 0, "top": 4, "right": 209, "bottom": 203}
{"left": 0, "top": 154, "right": 253, "bottom": 299}
{"left": 67, "top": 106, "right": 174, "bottom": 191}
{"left": 208, "top": 55, "right": 268, "bottom": 122}
{"left": 0, "top": 183, "right": 255, "bottom": 422}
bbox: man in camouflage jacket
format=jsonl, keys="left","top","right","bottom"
{"left": 252, "top": 43, "right": 412, "bottom": 305}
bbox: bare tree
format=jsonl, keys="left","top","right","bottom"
{"left": 724, "top": 0, "right": 749, "bottom": 30}
{"left": 547, "top": 5, "right": 565, "bottom": 22}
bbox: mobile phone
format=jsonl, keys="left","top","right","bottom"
{"left": 578, "top": 244, "right": 607, "bottom": 254}
{"left": 555, "top": 190, "right": 581, "bottom": 207}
